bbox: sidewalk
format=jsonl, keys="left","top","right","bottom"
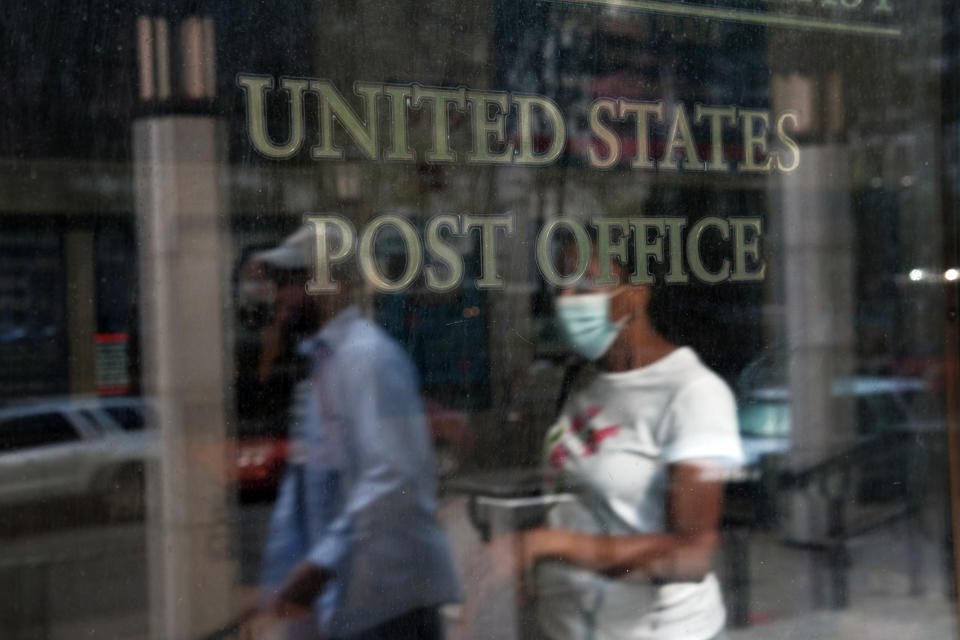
{"left": 724, "top": 528, "right": 957, "bottom": 640}
{"left": 728, "top": 596, "right": 956, "bottom": 640}
{"left": 438, "top": 494, "right": 958, "bottom": 639}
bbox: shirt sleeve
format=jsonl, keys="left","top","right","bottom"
{"left": 305, "top": 339, "right": 432, "bottom": 573}
{"left": 659, "top": 375, "right": 744, "bottom": 466}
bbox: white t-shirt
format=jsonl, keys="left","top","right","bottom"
{"left": 537, "top": 346, "right": 743, "bottom": 640}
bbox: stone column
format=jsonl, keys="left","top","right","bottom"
{"left": 778, "top": 145, "right": 856, "bottom": 544}
{"left": 133, "top": 13, "right": 237, "bottom": 639}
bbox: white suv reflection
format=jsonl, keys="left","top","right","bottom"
{"left": 0, "top": 396, "right": 148, "bottom": 521}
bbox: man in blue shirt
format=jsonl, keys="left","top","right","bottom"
{"left": 248, "top": 224, "right": 461, "bottom": 639}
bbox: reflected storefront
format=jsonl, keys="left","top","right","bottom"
{"left": 2, "top": 0, "right": 960, "bottom": 638}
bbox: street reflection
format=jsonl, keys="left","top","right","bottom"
{"left": 0, "top": 0, "right": 959, "bottom": 639}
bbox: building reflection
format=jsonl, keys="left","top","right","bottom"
{"left": 0, "top": 1, "right": 957, "bottom": 638}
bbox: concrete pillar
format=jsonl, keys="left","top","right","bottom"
{"left": 778, "top": 145, "right": 856, "bottom": 542}
{"left": 133, "top": 115, "right": 237, "bottom": 640}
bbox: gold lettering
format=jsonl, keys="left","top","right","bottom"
{"left": 304, "top": 215, "right": 357, "bottom": 294}
{"left": 463, "top": 215, "right": 514, "bottom": 288}
{"left": 358, "top": 215, "right": 423, "bottom": 292}
{"left": 237, "top": 73, "right": 813, "bottom": 180}
{"left": 310, "top": 80, "right": 382, "bottom": 160}
{"left": 413, "top": 86, "right": 468, "bottom": 163}
{"left": 629, "top": 218, "right": 668, "bottom": 284}
{"left": 686, "top": 217, "right": 730, "bottom": 283}
{"left": 588, "top": 99, "right": 621, "bottom": 169}
{"left": 466, "top": 91, "right": 515, "bottom": 164}
{"left": 536, "top": 218, "right": 591, "bottom": 288}
{"left": 775, "top": 112, "right": 801, "bottom": 173}
{"left": 619, "top": 100, "right": 663, "bottom": 169}
{"left": 730, "top": 218, "right": 766, "bottom": 282}
{"left": 695, "top": 105, "right": 736, "bottom": 172}
{"left": 663, "top": 217, "right": 689, "bottom": 283}
{"left": 424, "top": 215, "right": 464, "bottom": 292}
{"left": 661, "top": 103, "right": 704, "bottom": 171}
{"left": 740, "top": 109, "right": 773, "bottom": 173}
{"left": 514, "top": 95, "right": 567, "bottom": 165}
{"left": 384, "top": 85, "right": 415, "bottom": 162}
{"left": 592, "top": 218, "right": 630, "bottom": 284}
{"left": 237, "top": 75, "right": 308, "bottom": 159}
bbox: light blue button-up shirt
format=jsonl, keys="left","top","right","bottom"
{"left": 261, "top": 306, "right": 461, "bottom": 637}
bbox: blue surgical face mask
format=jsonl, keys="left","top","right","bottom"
{"left": 554, "top": 289, "right": 628, "bottom": 361}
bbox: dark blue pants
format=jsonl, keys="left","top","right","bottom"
{"left": 334, "top": 607, "right": 443, "bottom": 640}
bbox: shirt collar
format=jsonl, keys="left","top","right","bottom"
{"left": 297, "top": 305, "right": 361, "bottom": 357}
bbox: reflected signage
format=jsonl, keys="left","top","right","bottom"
{"left": 564, "top": 0, "right": 900, "bottom": 37}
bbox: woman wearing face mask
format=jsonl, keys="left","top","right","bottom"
{"left": 515, "top": 238, "right": 743, "bottom": 640}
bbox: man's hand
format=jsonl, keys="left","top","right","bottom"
{"left": 235, "top": 567, "right": 324, "bottom": 640}
{"left": 269, "top": 562, "right": 330, "bottom": 618}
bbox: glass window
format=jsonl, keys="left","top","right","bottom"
{"left": 2, "top": 1, "right": 960, "bottom": 639}
{"left": 102, "top": 405, "right": 146, "bottom": 432}
{"left": 0, "top": 413, "right": 79, "bottom": 451}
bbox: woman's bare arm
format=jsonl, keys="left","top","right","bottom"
{"left": 520, "top": 462, "right": 725, "bottom": 582}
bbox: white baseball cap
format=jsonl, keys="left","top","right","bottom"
{"left": 250, "top": 224, "right": 316, "bottom": 270}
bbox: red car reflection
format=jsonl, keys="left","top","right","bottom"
{"left": 234, "top": 436, "right": 290, "bottom": 493}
